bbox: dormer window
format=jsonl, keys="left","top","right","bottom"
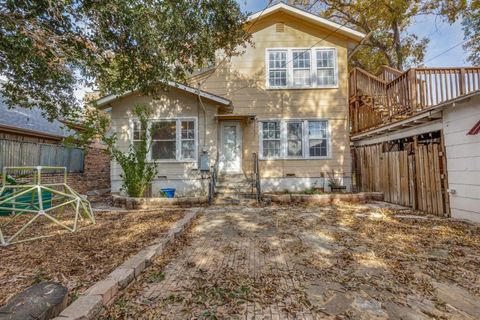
{"left": 266, "top": 48, "right": 338, "bottom": 89}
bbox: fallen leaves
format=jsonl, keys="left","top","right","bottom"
{"left": 0, "top": 208, "right": 184, "bottom": 305}
{"left": 99, "top": 202, "right": 480, "bottom": 318}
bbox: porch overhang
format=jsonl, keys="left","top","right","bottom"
{"left": 215, "top": 114, "right": 257, "bottom": 121}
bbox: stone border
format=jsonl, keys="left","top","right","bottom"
{"left": 263, "top": 192, "right": 384, "bottom": 204}
{"left": 112, "top": 194, "right": 208, "bottom": 209}
{"left": 54, "top": 208, "right": 202, "bottom": 320}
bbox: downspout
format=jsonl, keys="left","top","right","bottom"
{"left": 196, "top": 84, "right": 208, "bottom": 152}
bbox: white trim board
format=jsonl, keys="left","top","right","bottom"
{"left": 94, "top": 81, "right": 231, "bottom": 108}
{"left": 352, "top": 120, "right": 443, "bottom": 147}
{"left": 247, "top": 2, "right": 365, "bottom": 42}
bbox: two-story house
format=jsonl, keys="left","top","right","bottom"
{"left": 95, "top": 3, "right": 365, "bottom": 197}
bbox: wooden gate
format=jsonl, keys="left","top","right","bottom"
{"left": 354, "top": 132, "right": 449, "bottom": 216}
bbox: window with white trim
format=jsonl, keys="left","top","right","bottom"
{"left": 132, "top": 120, "right": 146, "bottom": 150}
{"left": 131, "top": 118, "right": 197, "bottom": 161}
{"left": 268, "top": 50, "right": 287, "bottom": 87}
{"left": 308, "top": 120, "right": 328, "bottom": 157}
{"left": 316, "top": 49, "right": 336, "bottom": 86}
{"left": 261, "top": 121, "right": 281, "bottom": 158}
{"left": 286, "top": 121, "right": 303, "bottom": 157}
{"left": 180, "top": 120, "right": 195, "bottom": 160}
{"left": 266, "top": 48, "right": 337, "bottom": 88}
{"left": 152, "top": 121, "right": 177, "bottom": 160}
{"left": 292, "top": 50, "right": 311, "bottom": 87}
{"left": 259, "top": 119, "right": 329, "bottom": 159}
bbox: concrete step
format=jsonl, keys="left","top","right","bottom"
{"left": 213, "top": 194, "right": 258, "bottom": 205}
{"left": 215, "top": 188, "right": 255, "bottom": 195}
{"left": 216, "top": 181, "right": 253, "bottom": 188}
{"left": 215, "top": 191, "right": 257, "bottom": 198}
{"left": 217, "top": 174, "right": 249, "bottom": 183}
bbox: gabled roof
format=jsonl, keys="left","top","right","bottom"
{"left": 247, "top": 2, "right": 365, "bottom": 42}
{"left": 94, "top": 81, "right": 231, "bottom": 109}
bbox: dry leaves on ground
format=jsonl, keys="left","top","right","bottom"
{"left": 102, "top": 202, "right": 480, "bottom": 319}
{"left": 0, "top": 208, "right": 184, "bottom": 305}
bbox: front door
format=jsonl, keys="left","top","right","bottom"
{"left": 219, "top": 121, "right": 242, "bottom": 173}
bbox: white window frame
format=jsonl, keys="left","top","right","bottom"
{"left": 292, "top": 50, "right": 312, "bottom": 88}
{"left": 130, "top": 117, "right": 198, "bottom": 163}
{"left": 260, "top": 120, "right": 282, "bottom": 159}
{"left": 131, "top": 119, "right": 146, "bottom": 149}
{"left": 267, "top": 50, "right": 288, "bottom": 88}
{"left": 258, "top": 119, "right": 331, "bottom": 160}
{"left": 265, "top": 47, "right": 338, "bottom": 89}
{"left": 306, "top": 120, "right": 329, "bottom": 158}
{"left": 315, "top": 48, "right": 338, "bottom": 87}
{"left": 179, "top": 119, "right": 196, "bottom": 161}
{"left": 151, "top": 119, "right": 177, "bottom": 161}
{"left": 285, "top": 120, "right": 304, "bottom": 158}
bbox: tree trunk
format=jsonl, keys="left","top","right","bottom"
{"left": 392, "top": 18, "right": 403, "bottom": 70}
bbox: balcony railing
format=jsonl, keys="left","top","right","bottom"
{"left": 350, "top": 66, "right": 480, "bottom": 134}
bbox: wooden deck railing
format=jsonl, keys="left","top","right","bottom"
{"left": 379, "top": 65, "right": 403, "bottom": 82}
{"left": 350, "top": 66, "right": 480, "bottom": 134}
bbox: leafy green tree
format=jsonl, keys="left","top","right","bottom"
{"left": 75, "top": 105, "right": 156, "bottom": 198}
{"left": 280, "top": 0, "right": 468, "bottom": 73}
{"left": 0, "top": 0, "right": 249, "bottom": 120}
{"left": 318, "top": 0, "right": 467, "bottom": 73}
{"left": 462, "top": 0, "right": 480, "bottom": 65}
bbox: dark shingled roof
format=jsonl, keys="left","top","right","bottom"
{"left": 0, "top": 92, "right": 72, "bottom": 139}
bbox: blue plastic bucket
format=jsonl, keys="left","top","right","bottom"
{"left": 161, "top": 188, "right": 176, "bottom": 198}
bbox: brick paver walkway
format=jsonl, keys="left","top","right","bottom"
{"left": 103, "top": 203, "right": 480, "bottom": 319}
{"left": 143, "top": 206, "right": 317, "bottom": 319}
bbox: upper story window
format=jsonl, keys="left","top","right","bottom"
{"left": 292, "top": 50, "right": 311, "bottom": 87}
{"left": 268, "top": 51, "right": 287, "bottom": 87}
{"left": 266, "top": 48, "right": 338, "bottom": 89}
{"left": 316, "top": 49, "right": 336, "bottom": 86}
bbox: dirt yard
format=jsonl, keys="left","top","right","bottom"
{"left": 0, "top": 208, "right": 184, "bottom": 305}
{"left": 100, "top": 202, "right": 480, "bottom": 319}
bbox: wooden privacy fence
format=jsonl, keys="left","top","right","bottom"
{"left": 354, "top": 136, "right": 448, "bottom": 216}
{"left": 0, "top": 139, "right": 84, "bottom": 173}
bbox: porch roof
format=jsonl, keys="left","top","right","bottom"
{"left": 215, "top": 114, "right": 256, "bottom": 121}
{"left": 94, "top": 82, "right": 232, "bottom": 109}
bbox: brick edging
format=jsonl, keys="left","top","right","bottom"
{"left": 112, "top": 194, "right": 208, "bottom": 209}
{"left": 263, "top": 192, "right": 384, "bottom": 204}
{"left": 54, "top": 208, "right": 202, "bottom": 320}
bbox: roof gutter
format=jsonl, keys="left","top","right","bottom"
{"left": 0, "top": 123, "right": 65, "bottom": 141}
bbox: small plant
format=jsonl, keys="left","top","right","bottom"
{"left": 147, "top": 271, "right": 166, "bottom": 283}
{"left": 71, "top": 104, "right": 157, "bottom": 198}
{"left": 327, "top": 170, "right": 342, "bottom": 189}
{"left": 303, "top": 187, "right": 318, "bottom": 195}
{"left": 31, "top": 271, "right": 49, "bottom": 285}
{"left": 158, "top": 190, "right": 167, "bottom": 198}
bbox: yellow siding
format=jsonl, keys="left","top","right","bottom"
{"left": 199, "top": 12, "right": 352, "bottom": 179}
{"left": 108, "top": 10, "right": 354, "bottom": 187}
{"left": 108, "top": 88, "right": 220, "bottom": 181}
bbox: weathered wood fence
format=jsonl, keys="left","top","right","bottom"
{"left": 0, "top": 139, "right": 84, "bottom": 173}
{"left": 353, "top": 134, "right": 449, "bottom": 216}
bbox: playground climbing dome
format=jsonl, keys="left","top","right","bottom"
{"left": 0, "top": 166, "right": 95, "bottom": 246}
